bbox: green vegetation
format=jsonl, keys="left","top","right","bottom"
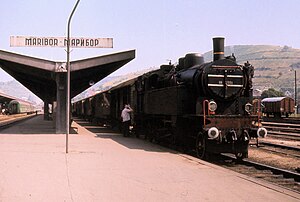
{"left": 260, "top": 88, "right": 285, "bottom": 99}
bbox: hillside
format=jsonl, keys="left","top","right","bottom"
{"left": 1, "top": 45, "right": 300, "bottom": 103}
{"left": 0, "top": 80, "right": 42, "bottom": 104}
{"left": 203, "top": 45, "right": 300, "bottom": 97}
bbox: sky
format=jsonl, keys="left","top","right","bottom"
{"left": 0, "top": 0, "right": 300, "bottom": 82}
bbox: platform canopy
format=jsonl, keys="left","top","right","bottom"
{"left": 0, "top": 49, "right": 135, "bottom": 102}
{"left": 0, "top": 92, "right": 19, "bottom": 104}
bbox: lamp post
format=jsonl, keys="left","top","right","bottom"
{"left": 66, "top": 0, "right": 81, "bottom": 153}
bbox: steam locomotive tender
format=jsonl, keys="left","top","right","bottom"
{"left": 73, "top": 37, "right": 267, "bottom": 160}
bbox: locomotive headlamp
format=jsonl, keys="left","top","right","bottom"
{"left": 209, "top": 100, "right": 217, "bottom": 112}
{"left": 257, "top": 127, "right": 267, "bottom": 138}
{"left": 208, "top": 127, "right": 219, "bottom": 139}
{"left": 244, "top": 103, "right": 253, "bottom": 114}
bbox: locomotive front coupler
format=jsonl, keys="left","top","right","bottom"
{"left": 230, "top": 129, "right": 237, "bottom": 141}
{"left": 242, "top": 130, "right": 250, "bottom": 142}
{"left": 225, "top": 129, "right": 250, "bottom": 144}
{"left": 224, "top": 129, "right": 237, "bottom": 143}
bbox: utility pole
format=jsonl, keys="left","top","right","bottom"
{"left": 66, "top": 0, "right": 81, "bottom": 153}
{"left": 295, "top": 69, "right": 297, "bottom": 114}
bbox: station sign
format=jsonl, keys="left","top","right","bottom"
{"left": 10, "top": 36, "right": 113, "bottom": 48}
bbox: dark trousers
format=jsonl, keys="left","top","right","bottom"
{"left": 122, "top": 120, "right": 130, "bottom": 137}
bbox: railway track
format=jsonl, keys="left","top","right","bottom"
{"left": 0, "top": 114, "right": 37, "bottom": 129}
{"left": 263, "top": 117, "right": 300, "bottom": 124}
{"left": 257, "top": 141, "right": 300, "bottom": 159}
{"left": 262, "top": 121, "right": 300, "bottom": 141}
{"left": 218, "top": 154, "right": 300, "bottom": 193}
{"left": 0, "top": 114, "right": 29, "bottom": 121}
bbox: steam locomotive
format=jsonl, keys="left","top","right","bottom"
{"left": 73, "top": 37, "right": 267, "bottom": 160}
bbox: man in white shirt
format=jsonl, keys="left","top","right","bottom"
{"left": 121, "top": 104, "right": 133, "bottom": 137}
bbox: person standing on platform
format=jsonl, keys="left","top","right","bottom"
{"left": 121, "top": 104, "right": 133, "bottom": 137}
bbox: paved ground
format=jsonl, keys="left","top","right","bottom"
{"left": 0, "top": 115, "right": 299, "bottom": 201}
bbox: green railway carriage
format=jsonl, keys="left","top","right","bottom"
{"left": 8, "top": 100, "right": 35, "bottom": 114}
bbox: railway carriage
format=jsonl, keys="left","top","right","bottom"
{"left": 8, "top": 99, "right": 35, "bottom": 114}
{"left": 262, "top": 97, "right": 295, "bottom": 117}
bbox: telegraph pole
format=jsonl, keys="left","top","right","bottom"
{"left": 66, "top": 0, "right": 81, "bottom": 153}
{"left": 295, "top": 70, "right": 297, "bottom": 114}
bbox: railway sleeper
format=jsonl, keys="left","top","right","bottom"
{"left": 229, "top": 166, "right": 261, "bottom": 173}
{"left": 250, "top": 173, "right": 277, "bottom": 178}
{"left": 241, "top": 160, "right": 300, "bottom": 182}
{"left": 276, "top": 179, "right": 299, "bottom": 186}
{"left": 262, "top": 175, "right": 291, "bottom": 181}
{"left": 271, "top": 182, "right": 300, "bottom": 192}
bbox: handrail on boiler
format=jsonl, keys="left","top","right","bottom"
{"left": 257, "top": 99, "right": 261, "bottom": 126}
{"left": 203, "top": 100, "right": 210, "bottom": 128}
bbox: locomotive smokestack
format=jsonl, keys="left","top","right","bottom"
{"left": 213, "top": 37, "right": 225, "bottom": 61}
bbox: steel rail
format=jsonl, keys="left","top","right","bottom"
{"left": 221, "top": 154, "right": 300, "bottom": 182}
{"left": 259, "top": 141, "right": 300, "bottom": 152}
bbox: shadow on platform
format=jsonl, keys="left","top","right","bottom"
{"left": 75, "top": 118, "right": 178, "bottom": 154}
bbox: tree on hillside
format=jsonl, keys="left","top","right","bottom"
{"left": 261, "top": 88, "right": 285, "bottom": 99}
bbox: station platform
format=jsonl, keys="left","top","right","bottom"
{"left": 0, "top": 115, "right": 299, "bottom": 201}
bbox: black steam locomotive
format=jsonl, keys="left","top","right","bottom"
{"left": 73, "top": 37, "right": 267, "bottom": 160}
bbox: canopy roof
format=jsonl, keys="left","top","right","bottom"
{"left": 0, "top": 50, "right": 135, "bottom": 102}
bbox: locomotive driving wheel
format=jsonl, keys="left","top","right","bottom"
{"left": 196, "top": 132, "right": 206, "bottom": 159}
